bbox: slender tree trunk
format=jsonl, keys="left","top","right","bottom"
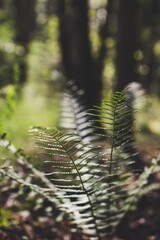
{"left": 56, "top": 0, "right": 102, "bottom": 107}
{"left": 12, "top": 0, "right": 36, "bottom": 46}
{"left": 142, "top": 0, "right": 160, "bottom": 95}
{"left": 115, "top": 0, "right": 140, "bottom": 91}
{"left": 115, "top": 0, "right": 144, "bottom": 172}
{"left": 12, "top": 0, "right": 36, "bottom": 84}
{"left": 0, "top": 0, "right": 3, "bottom": 9}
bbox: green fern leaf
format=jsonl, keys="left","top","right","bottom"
{"left": 32, "top": 127, "right": 103, "bottom": 239}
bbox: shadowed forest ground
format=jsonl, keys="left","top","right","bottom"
{"left": 0, "top": 133, "right": 160, "bottom": 240}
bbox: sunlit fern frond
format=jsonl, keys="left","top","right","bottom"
{"left": 31, "top": 127, "right": 106, "bottom": 239}
{"left": 91, "top": 90, "right": 138, "bottom": 173}
{"left": 30, "top": 90, "right": 140, "bottom": 238}
{"left": 84, "top": 90, "right": 139, "bottom": 233}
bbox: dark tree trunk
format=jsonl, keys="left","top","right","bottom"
{"left": 0, "top": 0, "right": 4, "bottom": 9}
{"left": 142, "top": 0, "right": 160, "bottom": 95}
{"left": 12, "top": 0, "right": 36, "bottom": 84}
{"left": 56, "top": 0, "right": 103, "bottom": 108}
{"left": 115, "top": 0, "right": 144, "bottom": 172}
{"left": 97, "top": 0, "right": 116, "bottom": 79}
{"left": 46, "top": 0, "right": 55, "bottom": 16}
{"left": 12, "top": 0, "right": 36, "bottom": 47}
{"left": 115, "top": 0, "right": 141, "bottom": 91}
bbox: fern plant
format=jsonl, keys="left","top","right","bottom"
{"left": 0, "top": 88, "right": 160, "bottom": 240}
{"left": 30, "top": 90, "right": 142, "bottom": 239}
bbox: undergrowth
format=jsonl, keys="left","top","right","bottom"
{"left": 0, "top": 87, "right": 160, "bottom": 240}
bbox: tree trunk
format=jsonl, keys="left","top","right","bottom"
{"left": 0, "top": 0, "right": 4, "bottom": 9}
{"left": 115, "top": 0, "right": 144, "bottom": 171}
{"left": 12, "top": 0, "right": 36, "bottom": 46}
{"left": 56, "top": 0, "right": 103, "bottom": 108}
{"left": 142, "top": 0, "right": 160, "bottom": 95}
{"left": 12, "top": 0, "right": 36, "bottom": 84}
{"left": 115, "top": 0, "right": 140, "bottom": 91}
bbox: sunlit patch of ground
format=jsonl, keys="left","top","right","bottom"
{"left": 5, "top": 81, "right": 61, "bottom": 153}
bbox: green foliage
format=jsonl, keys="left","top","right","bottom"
{"left": 0, "top": 61, "right": 21, "bottom": 134}
{"left": 28, "top": 15, "right": 61, "bottom": 84}
{"left": 0, "top": 90, "right": 160, "bottom": 239}
{"left": 29, "top": 91, "right": 142, "bottom": 239}
{"left": 0, "top": 208, "right": 13, "bottom": 228}
{"left": 0, "top": 84, "right": 17, "bottom": 133}
{"left": 0, "top": 7, "right": 25, "bottom": 87}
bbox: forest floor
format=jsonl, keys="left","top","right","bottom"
{"left": 0, "top": 134, "right": 160, "bottom": 240}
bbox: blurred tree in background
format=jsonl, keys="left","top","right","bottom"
{"left": 12, "top": 0, "right": 36, "bottom": 85}
{"left": 1, "top": 0, "right": 160, "bottom": 96}
{"left": 141, "top": 0, "right": 160, "bottom": 95}
{"left": 56, "top": 0, "right": 109, "bottom": 107}
{"left": 115, "top": 0, "right": 141, "bottom": 91}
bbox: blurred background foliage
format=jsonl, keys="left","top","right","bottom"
{"left": 0, "top": 0, "right": 160, "bottom": 152}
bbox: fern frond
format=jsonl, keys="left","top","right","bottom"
{"left": 31, "top": 127, "right": 103, "bottom": 239}
{"left": 29, "top": 90, "right": 141, "bottom": 238}
{"left": 91, "top": 90, "right": 137, "bottom": 172}
{"left": 1, "top": 88, "right": 159, "bottom": 240}
{"left": 0, "top": 135, "right": 65, "bottom": 207}
{"left": 60, "top": 80, "right": 102, "bottom": 144}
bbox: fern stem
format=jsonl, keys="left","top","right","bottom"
{"left": 107, "top": 99, "right": 119, "bottom": 235}
{"left": 109, "top": 106, "right": 116, "bottom": 175}
{"left": 55, "top": 135, "right": 101, "bottom": 240}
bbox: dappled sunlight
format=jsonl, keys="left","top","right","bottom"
{"left": 6, "top": 82, "right": 61, "bottom": 152}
